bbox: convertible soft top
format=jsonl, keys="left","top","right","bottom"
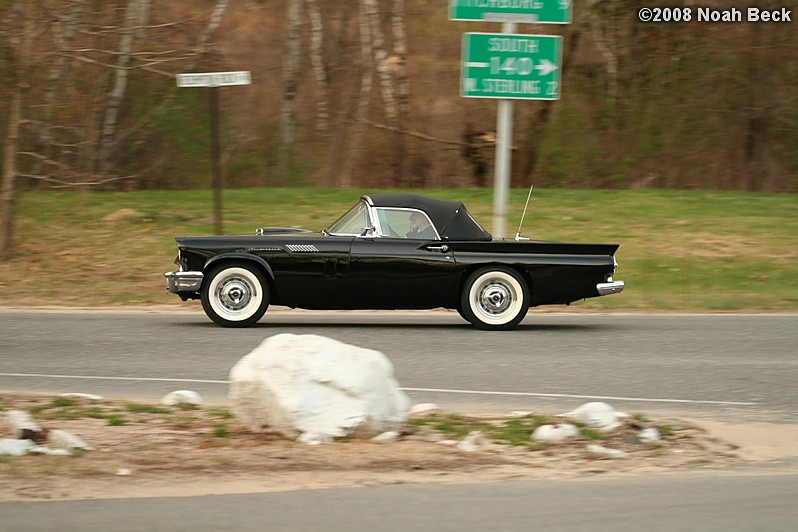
{"left": 366, "top": 194, "right": 492, "bottom": 241}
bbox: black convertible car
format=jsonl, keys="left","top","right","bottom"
{"left": 165, "top": 194, "right": 624, "bottom": 329}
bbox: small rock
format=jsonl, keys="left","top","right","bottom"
{"left": 409, "top": 403, "right": 440, "bottom": 416}
{"left": 638, "top": 428, "right": 661, "bottom": 443}
{"left": 116, "top": 468, "right": 132, "bottom": 476}
{"left": 371, "top": 431, "right": 400, "bottom": 442}
{"left": 0, "top": 439, "right": 34, "bottom": 456}
{"left": 437, "top": 440, "right": 458, "bottom": 446}
{"left": 457, "top": 430, "right": 487, "bottom": 452}
{"left": 29, "top": 446, "right": 71, "bottom": 456}
{"left": 531, "top": 423, "right": 580, "bottom": 444}
{"left": 509, "top": 411, "right": 533, "bottom": 417}
{"left": 563, "top": 402, "right": 626, "bottom": 429}
{"left": 6, "top": 410, "right": 45, "bottom": 441}
{"left": 48, "top": 429, "right": 95, "bottom": 451}
{"left": 297, "top": 432, "right": 333, "bottom": 445}
{"left": 585, "top": 444, "right": 631, "bottom": 460}
{"left": 59, "top": 393, "right": 103, "bottom": 401}
{"left": 161, "top": 390, "right": 203, "bottom": 406}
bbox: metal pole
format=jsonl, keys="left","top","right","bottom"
{"left": 492, "top": 22, "right": 517, "bottom": 240}
{"left": 209, "top": 87, "right": 223, "bottom": 235}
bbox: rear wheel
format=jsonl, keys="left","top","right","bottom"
{"left": 460, "top": 267, "right": 529, "bottom": 330}
{"left": 201, "top": 262, "right": 269, "bottom": 327}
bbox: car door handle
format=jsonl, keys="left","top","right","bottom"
{"left": 425, "top": 244, "right": 449, "bottom": 253}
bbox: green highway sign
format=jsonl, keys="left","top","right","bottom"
{"left": 461, "top": 33, "right": 562, "bottom": 100}
{"left": 449, "top": 0, "right": 572, "bottom": 24}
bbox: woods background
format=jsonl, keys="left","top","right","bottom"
{"left": 1, "top": 0, "right": 796, "bottom": 194}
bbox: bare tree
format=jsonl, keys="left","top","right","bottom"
{"left": 280, "top": 0, "right": 302, "bottom": 182}
{"left": 97, "top": 0, "right": 153, "bottom": 178}
{"left": 339, "top": 0, "right": 375, "bottom": 187}
{"left": 1, "top": 2, "right": 34, "bottom": 260}
{"left": 305, "top": 0, "right": 329, "bottom": 132}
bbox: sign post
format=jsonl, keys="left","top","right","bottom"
{"left": 452, "top": 2, "right": 570, "bottom": 239}
{"left": 176, "top": 71, "right": 251, "bottom": 235}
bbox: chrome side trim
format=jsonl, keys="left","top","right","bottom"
{"left": 165, "top": 271, "right": 204, "bottom": 293}
{"left": 597, "top": 280, "right": 625, "bottom": 296}
{"left": 286, "top": 244, "right": 319, "bottom": 252}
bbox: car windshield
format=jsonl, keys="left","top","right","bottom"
{"left": 327, "top": 201, "right": 370, "bottom": 235}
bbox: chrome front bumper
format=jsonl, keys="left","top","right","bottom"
{"left": 596, "top": 280, "right": 625, "bottom": 296}
{"left": 165, "top": 271, "right": 204, "bottom": 293}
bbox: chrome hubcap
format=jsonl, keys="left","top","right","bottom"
{"left": 478, "top": 281, "right": 514, "bottom": 316}
{"left": 215, "top": 277, "right": 254, "bottom": 313}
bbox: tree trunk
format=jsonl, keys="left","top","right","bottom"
{"left": 0, "top": 3, "right": 34, "bottom": 260}
{"left": 97, "top": 0, "right": 152, "bottom": 180}
{"left": 34, "top": 0, "right": 84, "bottom": 187}
{"left": 280, "top": 0, "right": 302, "bottom": 182}
{"left": 363, "top": 0, "right": 402, "bottom": 184}
{"left": 305, "top": 0, "right": 328, "bottom": 132}
{"left": 340, "top": 0, "right": 374, "bottom": 187}
{"left": 391, "top": 0, "right": 410, "bottom": 184}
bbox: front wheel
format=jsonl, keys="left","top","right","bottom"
{"left": 460, "top": 267, "right": 529, "bottom": 330}
{"left": 201, "top": 262, "right": 269, "bottom": 327}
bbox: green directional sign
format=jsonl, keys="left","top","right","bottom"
{"left": 461, "top": 33, "right": 562, "bottom": 100}
{"left": 450, "top": 0, "right": 572, "bottom": 24}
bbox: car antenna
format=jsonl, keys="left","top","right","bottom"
{"left": 514, "top": 185, "right": 534, "bottom": 241}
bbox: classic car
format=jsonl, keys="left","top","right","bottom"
{"left": 165, "top": 193, "right": 624, "bottom": 329}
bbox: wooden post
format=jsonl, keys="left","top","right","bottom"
{"left": 209, "top": 87, "right": 222, "bottom": 235}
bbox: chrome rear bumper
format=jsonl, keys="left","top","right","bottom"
{"left": 165, "top": 271, "right": 204, "bottom": 293}
{"left": 597, "top": 280, "right": 625, "bottom": 296}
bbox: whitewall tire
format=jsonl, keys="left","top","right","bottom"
{"left": 201, "top": 263, "right": 269, "bottom": 328}
{"left": 461, "top": 267, "right": 529, "bottom": 330}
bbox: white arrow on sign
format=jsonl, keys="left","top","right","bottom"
{"left": 534, "top": 58, "right": 558, "bottom": 76}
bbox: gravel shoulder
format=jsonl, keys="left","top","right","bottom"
{"left": 3, "top": 393, "right": 797, "bottom": 503}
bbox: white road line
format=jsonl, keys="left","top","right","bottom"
{"left": 0, "top": 373, "right": 758, "bottom": 406}
{"left": 0, "top": 373, "right": 228, "bottom": 385}
{"left": 401, "top": 387, "right": 758, "bottom": 406}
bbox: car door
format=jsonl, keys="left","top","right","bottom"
{"left": 268, "top": 235, "right": 354, "bottom": 309}
{"left": 347, "top": 236, "right": 458, "bottom": 310}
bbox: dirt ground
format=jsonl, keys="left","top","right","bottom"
{"left": 2, "top": 393, "right": 798, "bottom": 503}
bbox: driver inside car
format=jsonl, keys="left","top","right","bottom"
{"left": 405, "top": 212, "right": 436, "bottom": 240}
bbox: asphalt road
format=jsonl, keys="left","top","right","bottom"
{"left": 2, "top": 309, "right": 797, "bottom": 530}
{"left": 1, "top": 309, "right": 796, "bottom": 421}
{"left": 2, "top": 474, "right": 797, "bottom": 532}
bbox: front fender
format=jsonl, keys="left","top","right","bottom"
{"left": 204, "top": 253, "right": 275, "bottom": 281}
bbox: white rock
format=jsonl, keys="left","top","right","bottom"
{"left": 531, "top": 423, "right": 580, "bottom": 444}
{"left": 297, "top": 432, "right": 332, "bottom": 445}
{"left": 371, "top": 431, "right": 400, "bottom": 442}
{"left": 437, "top": 440, "right": 458, "bottom": 446}
{"left": 563, "top": 402, "right": 626, "bottom": 429}
{"left": 59, "top": 393, "right": 103, "bottom": 401}
{"left": 116, "top": 468, "right": 132, "bottom": 476}
{"left": 29, "top": 446, "right": 71, "bottom": 456}
{"left": 6, "top": 410, "right": 44, "bottom": 440}
{"left": 586, "top": 444, "right": 631, "bottom": 460}
{"left": 638, "top": 427, "right": 661, "bottom": 443}
{"left": 0, "top": 439, "right": 34, "bottom": 456}
{"left": 48, "top": 429, "right": 95, "bottom": 451}
{"left": 230, "top": 334, "right": 410, "bottom": 440}
{"left": 457, "top": 430, "right": 487, "bottom": 452}
{"left": 409, "top": 403, "right": 440, "bottom": 415}
{"left": 509, "top": 411, "right": 533, "bottom": 417}
{"left": 161, "top": 390, "right": 203, "bottom": 406}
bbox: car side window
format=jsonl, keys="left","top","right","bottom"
{"left": 375, "top": 208, "right": 439, "bottom": 240}
{"left": 328, "top": 201, "right": 370, "bottom": 236}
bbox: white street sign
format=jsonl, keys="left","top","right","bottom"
{"left": 176, "top": 71, "right": 252, "bottom": 88}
